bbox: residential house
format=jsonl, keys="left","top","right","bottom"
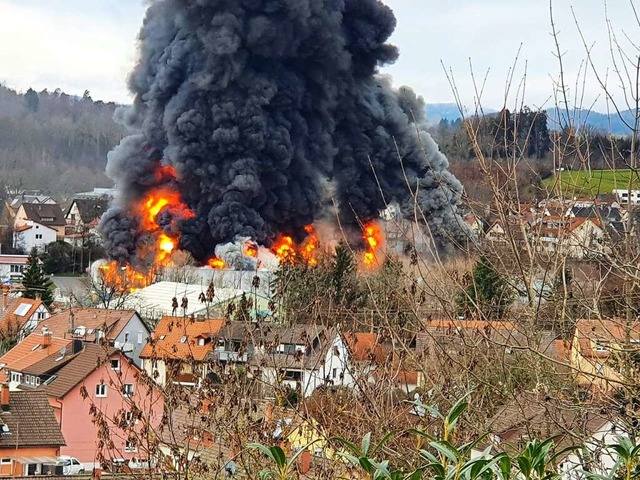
{"left": 0, "top": 296, "right": 50, "bottom": 341}
{"left": 13, "top": 203, "right": 66, "bottom": 252}
{"left": 612, "top": 189, "right": 640, "bottom": 205}
{"left": 0, "top": 333, "right": 71, "bottom": 389}
{"left": 2, "top": 194, "right": 56, "bottom": 229}
{"left": 37, "top": 309, "right": 150, "bottom": 367}
{"left": 0, "top": 388, "right": 66, "bottom": 477}
{"left": 157, "top": 393, "right": 258, "bottom": 475}
{"left": 481, "top": 392, "right": 626, "bottom": 480}
{"left": 64, "top": 197, "right": 108, "bottom": 246}
{"left": 140, "top": 316, "right": 225, "bottom": 386}
{"left": 570, "top": 318, "right": 640, "bottom": 392}
{"left": 253, "top": 325, "right": 367, "bottom": 398}
{"left": 0, "top": 254, "right": 29, "bottom": 283}
{"left": 416, "top": 319, "right": 567, "bottom": 388}
{"left": 0, "top": 337, "right": 164, "bottom": 469}
{"left": 538, "top": 216, "right": 606, "bottom": 259}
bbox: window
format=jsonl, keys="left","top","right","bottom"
{"left": 137, "top": 331, "right": 143, "bottom": 344}
{"left": 111, "top": 359, "right": 120, "bottom": 370}
{"left": 35, "top": 377, "right": 40, "bottom": 386}
{"left": 96, "top": 384, "right": 107, "bottom": 397}
{"left": 125, "top": 441, "right": 137, "bottom": 453}
{"left": 124, "top": 332, "right": 130, "bottom": 343}
{"left": 36, "top": 311, "right": 46, "bottom": 320}
{"left": 10, "top": 265, "right": 23, "bottom": 273}
{"left": 10, "top": 372, "right": 21, "bottom": 383}
{"left": 0, "top": 459, "right": 10, "bottom": 465}
{"left": 35, "top": 234, "right": 42, "bottom": 240}
{"left": 332, "top": 368, "right": 337, "bottom": 379}
{"left": 122, "top": 384, "right": 134, "bottom": 397}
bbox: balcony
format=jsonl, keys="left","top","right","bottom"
{"left": 215, "top": 351, "right": 248, "bottom": 363}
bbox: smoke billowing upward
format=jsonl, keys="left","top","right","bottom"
{"left": 101, "top": 0, "right": 467, "bottom": 266}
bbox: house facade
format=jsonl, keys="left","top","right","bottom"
{"left": 0, "top": 338, "right": 164, "bottom": 470}
{"left": 0, "top": 254, "right": 29, "bottom": 283}
{"left": 0, "top": 297, "right": 50, "bottom": 340}
{"left": 13, "top": 223, "right": 57, "bottom": 253}
{"left": 0, "top": 388, "right": 66, "bottom": 477}
{"left": 140, "top": 316, "right": 225, "bottom": 386}
{"left": 38, "top": 309, "right": 150, "bottom": 367}
{"left": 64, "top": 197, "right": 108, "bottom": 246}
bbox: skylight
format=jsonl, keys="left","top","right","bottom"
{"left": 14, "top": 303, "right": 31, "bottom": 316}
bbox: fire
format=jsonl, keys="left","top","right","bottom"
{"left": 301, "top": 225, "right": 319, "bottom": 266}
{"left": 244, "top": 243, "right": 258, "bottom": 258}
{"left": 98, "top": 261, "right": 149, "bottom": 292}
{"left": 362, "top": 221, "right": 384, "bottom": 268}
{"left": 208, "top": 258, "right": 226, "bottom": 269}
{"left": 274, "top": 236, "right": 296, "bottom": 264}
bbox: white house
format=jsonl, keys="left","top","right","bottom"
{"left": 612, "top": 189, "right": 640, "bottom": 205}
{"left": 0, "top": 254, "right": 30, "bottom": 283}
{"left": 560, "top": 419, "right": 628, "bottom": 480}
{"left": 0, "top": 296, "right": 51, "bottom": 339}
{"left": 13, "top": 222, "right": 57, "bottom": 253}
{"left": 255, "top": 328, "right": 385, "bottom": 398}
{"left": 36, "top": 308, "right": 150, "bottom": 367}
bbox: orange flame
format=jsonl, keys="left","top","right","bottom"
{"left": 244, "top": 243, "right": 258, "bottom": 258}
{"left": 208, "top": 258, "right": 226, "bottom": 269}
{"left": 363, "top": 221, "right": 384, "bottom": 268}
{"left": 98, "top": 261, "right": 149, "bottom": 292}
{"left": 273, "top": 236, "right": 296, "bottom": 264}
{"left": 301, "top": 225, "right": 319, "bottom": 266}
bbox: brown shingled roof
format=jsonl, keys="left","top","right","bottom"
{"left": 140, "top": 316, "right": 225, "bottom": 361}
{"left": 343, "top": 332, "right": 385, "bottom": 362}
{"left": 66, "top": 198, "right": 108, "bottom": 224}
{"left": 21, "top": 203, "right": 66, "bottom": 226}
{"left": 38, "top": 343, "right": 117, "bottom": 399}
{"left": 0, "top": 390, "right": 65, "bottom": 447}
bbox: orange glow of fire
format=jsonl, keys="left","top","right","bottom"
{"left": 274, "top": 236, "right": 296, "bottom": 264}
{"left": 363, "top": 221, "right": 384, "bottom": 268}
{"left": 301, "top": 225, "right": 319, "bottom": 266}
{"left": 208, "top": 258, "right": 226, "bottom": 269}
{"left": 244, "top": 243, "right": 258, "bottom": 258}
{"left": 98, "top": 261, "right": 150, "bottom": 292}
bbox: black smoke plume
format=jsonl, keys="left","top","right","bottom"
{"left": 101, "top": 0, "right": 467, "bottom": 265}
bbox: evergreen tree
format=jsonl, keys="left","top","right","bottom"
{"left": 22, "top": 248, "right": 55, "bottom": 307}
{"left": 24, "top": 88, "right": 39, "bottom": 112}
{"left": 331, "top": 241, "right": 357, "bottom": 305}
{"left": 457, "top": 256, "right": 512, "bottom": 319}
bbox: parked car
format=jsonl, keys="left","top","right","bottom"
{"left": 56, "top": 456, "right": 85, "bottom": 475}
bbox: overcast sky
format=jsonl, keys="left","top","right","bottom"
{"left": 0, "top": 0, "right": 637, "bottom": 112}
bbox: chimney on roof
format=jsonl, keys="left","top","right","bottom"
{"left": 68, "top": 312, "right": 75, "bottom": 334}
{"left": 0, "top": 384, "right": 9, "bottom": 412}
{"left": 196, "top": 314, "right": 205, "bottom": 322}
{"left": 2, "top": 294, "right": 6, "bottom": 312}
{"left": 42, "top": 327, "right": 52, "bottom": 347}
{"left": 72, "top": 339, "right": 83, "bottom": 355}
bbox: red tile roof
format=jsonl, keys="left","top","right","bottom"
{"left": 343, "top": 332, "right": 385, "bottom": 362}
{"left": 0, "top": 255, "right": 29, "bottom": 265}
{"left": 0, "top": 297, "right": 47, "bottom": 333}
{"left": 140, "top": 316, "right": 225, "bottom": 361}
{"left": 40, "top": 308, "right": 140, "bottom": 341}
{"left": 424, "top": 319, "right": 516, "bottom": 330}
{"left": 0, "top": 333, "right": 71, "bottom": 372}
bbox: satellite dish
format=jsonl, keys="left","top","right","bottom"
{"left": 59, "top": 346, "right": 67, "bottom": 356}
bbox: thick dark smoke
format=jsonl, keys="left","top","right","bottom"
{"left": 101, "top": 0, "right": 467, "bottom": 265}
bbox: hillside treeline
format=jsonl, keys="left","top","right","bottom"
{"left": 0, "top": 85, "right": 125, "bottom": 199}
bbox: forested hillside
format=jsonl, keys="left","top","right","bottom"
{"left": 0, "top": 85, "right": 125, "bottom": 200}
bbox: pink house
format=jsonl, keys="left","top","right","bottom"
{"left": 0, "top": 336, "right": 164, "bottom": 470}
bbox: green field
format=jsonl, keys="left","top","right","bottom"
{"left": 542, "top": 169, "right": 640, "bottom": 196}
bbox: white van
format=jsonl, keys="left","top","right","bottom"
{"left": 56, "top": 456, "right": 85, "bottom": 475}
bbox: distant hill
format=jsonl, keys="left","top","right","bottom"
{"left": 0, "top": 85, "right": 124, "bottom": 201}
{"left": 426, "top": 102, "right": 637, "bottom": 136}
{"left": 425, "top": 103, "right": 498, "bottom": 125}
{"left": 545, "top": 107, "right": 636, "bottom": 136}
